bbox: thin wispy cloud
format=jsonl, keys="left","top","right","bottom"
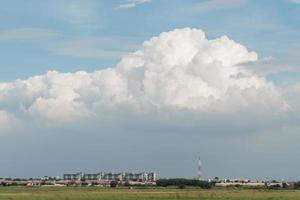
{"left": 247, "top": 57, "right": 295, "bottom": 76}
{"left": 53, "top": 36, "right": 139, "bottom": 59}
{"left": 0, "top": 28, "right": 60, "bottom": 42}
{"left": 290, "top": 0, "right": 300, "bottom": 4}
{"left": 116, "top": 0, "right": 152, "bottom": 9}
{"left": 0, "top": 27, "right": 138, "bottom": 59}
{"left": 183, "top": 0, "right": 247, "bottom": 12}
{"left": 55, "top": 1, "right": 96, "bottom": 25}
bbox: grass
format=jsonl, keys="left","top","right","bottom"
{"left": 0, "top": 187, "right": 300, "bottom": 200}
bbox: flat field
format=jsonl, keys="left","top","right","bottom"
{"left": 0, "top": 187, "right": 300, "bottom": 200}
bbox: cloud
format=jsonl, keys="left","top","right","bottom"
{"left": 183, "top": 0, "right": 246, "bottom": 12}
{"left": 116, "top": 0, "right": 152, "bottom": 9}
{"left": 55, "top": 0, "right": 95, "bottom": 25}
{"left": 0, "top": 28, "right": 137, "bottom": 59}
{"left": 290, "top": 0, "right": 300, "bottom": 4}
{"left": 0, "top": 110, "right": 18, "bottom": 132}
{"left": 0, "top": 28, "right": 289, "bottom": 129}
{"left": 0, "top": 28, "right": 60, "bottom": 42}
{"left": 281, "top": 82, "right": 300, "bottom": 113}
{"left": 246, "top": 57, "right": 295, "bottom": 76}
{"left": 53, "top": 36, "right": 139, "bottom": 59}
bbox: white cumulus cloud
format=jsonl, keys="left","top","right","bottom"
{"left": 0, "top": 28, "right": 288, "bottom": 129}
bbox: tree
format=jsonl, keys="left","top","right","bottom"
{"left": 178, "top": 184, "right": 186, "bottom": 189}
{"left": 294, "top": 181, "right": 300, "bottom": 189}
{"left": 124, "top": 181, "right": 131, "bottom": 187}
{"left": 282, "top": 182, "right": 288, "bottom": 189}
{"left": 110, "top": 181, "right": 118, "bottom": 188}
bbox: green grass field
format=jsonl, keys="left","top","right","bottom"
{"left": 0, "top": 187, "right": 300, "bottom": 200}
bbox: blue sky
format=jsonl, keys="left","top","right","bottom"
{"left": 0, "top": 0, "right": 299, "bottom": 82}
{"left": 1, "top": 0, "right": 300, "bottom": 180}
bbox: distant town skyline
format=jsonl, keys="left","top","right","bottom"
{"left": 0, "top": 0, "right": 300, "bottom": 180}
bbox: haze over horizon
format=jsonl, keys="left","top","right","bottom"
{"left": 0, "top": 0, "right": 300, "bottom": 181}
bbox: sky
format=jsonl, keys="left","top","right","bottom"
{"left": 0, "top": 0, "right": 300, "bottom": 180}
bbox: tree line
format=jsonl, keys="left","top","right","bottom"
{"left": 156, "top": 179, "right": 213, "bottom": 189}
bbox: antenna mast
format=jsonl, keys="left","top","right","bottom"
{"left": 198, "top": 156, "right": 202, "bottom": 180}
